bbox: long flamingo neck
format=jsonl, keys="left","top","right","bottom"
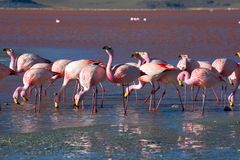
{"left": 13, "top": 86, "right": 23, "bottom": 99}
{"left": 9, "top": 52, "right": 17, "bottom": 71}
{"left": 105, "top": 51, "right": 115, "bottom": 83}
{"left": 182, "top": 71, "right": 192, "bottom": 85}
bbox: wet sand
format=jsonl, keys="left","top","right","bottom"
{"left": 0, "top": 9, "right": 240, "bottom": 159}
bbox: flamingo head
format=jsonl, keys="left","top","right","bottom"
{"left": 176, "top": 58, "right": 188, "bottom": 71}
{"left": 132, "top": 51, "right": 150, "bottom": 63}
{"left": 235, "top": 52, "right": 240, "bottom": 57}
{"left": 178, "top": 53, "right": 188, "bottom": 59}
{"left": 102, "top": 46, "right": 113, "bottom": 54}
{"left": 3, "top": 48, "right": 15, "bottom": 57}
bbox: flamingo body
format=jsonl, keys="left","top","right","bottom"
{"left": 212, "top": 58, "right": 237, "bottom": 77}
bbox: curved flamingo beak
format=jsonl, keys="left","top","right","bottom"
{"left": 75, "top": 99, "right": 80, "bottom": 107}
{"left": 229, "top": 100, "right": 233, "bottom": 108}
{"left": 22, "top": 96, "right": 28, "bottom": 102}
{"left": 179, "top": 54, "right": 188, "bottom": 59}
{"left": 131, "top": 52, "right": 138, "bottom": 58}
{"left": 54, "top": 102, "right": 59, "bottom": 108}
{"left": 124, "top": 91, "right": 129, "bottom": 97}
{"left": 178, "top": 80, "right": 184, "bottom": 86}
{"left": 229, "top": 79, "right": 234, "bottom": 85}
{"left": 235, "top": 52, "right": 240, "bottom": 57}
{"left": 102, "top": 46, "right": 111, "bottom": 50}
{"left": 13, "top": 97, "right": 20, "bottom": 105}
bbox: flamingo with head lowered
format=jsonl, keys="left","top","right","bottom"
{"left": 3, "top": 48, "right": 51, "bottom": 73}
{"left": 13, "top": 68, "right": 58, "bottom": 112}
{"left": 126, "top": 51, "right": 183, "bottom": 111}
{"left": 177, "top": 68, "right": 226, "bottom": 115}
{"left": 74, "top": 62, "right": 106, "bottom": 113}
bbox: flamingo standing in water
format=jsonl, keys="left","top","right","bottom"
{"left": 74, "top": 62, "right": 106, "bottom": 113}
{"left": 177, "top": 68, "right": 226, "bottom": 115}
{"left": 177, "top": 54, "right": 220, "bottom": 103}
{"left": 127, "top": 51, "right": 183, "bottom": 111}
{"left": 227, "top": 52, "right": 240, "bottom": 109}
{"left": 13, "top": 68, "right": 57, "bottom": 112}
{"left": 102, "top": 46, "right": 143, "bottom": 115}
{"left": 3, "top": 48, "right": 51, "bottom": 73}
{"left": 54, "top": 59, "right": 103, "bottom": 108}
{"left": 211, "top": 57, "right": 238, "bottom": 109}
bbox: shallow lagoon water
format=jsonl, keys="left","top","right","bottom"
{"left": 0, "top": 9, "right": 240, "bottom": 159}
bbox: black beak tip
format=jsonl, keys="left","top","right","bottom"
{"left": 102, "top": 46, "right": 111, "bottom": 50}
{"left": 3, "top": 48, "right": 6, "bottom": 51}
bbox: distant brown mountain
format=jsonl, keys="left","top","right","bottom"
{"left": 0, "top": 0, "right": 45, "bottom": 8}
{"left": 0, "top": 0, "right": 240, "bottom": 9}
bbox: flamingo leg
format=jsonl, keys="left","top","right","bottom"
{"left": 223, "top": 84, "right": 227, "bottom": 108}
{"left": 155, "top": 85, "right": 167, "bottom": 111}
{"left": 29, "top": 87, "right": 33, "bottom": 99}
{"left": 149, "top": 82, "right": 156, "bottom": 111}
{"left": 44, "top": 78, "right": 55, "bottom": 96}
{"left": 92, "top": 87, "right": 98, "bottom": 114}
{"left": 63, "top": 88, "right": 66, "bottom": 103}
{"left": 54, "top": 78, "right": 70, "bottom": 108}
{"left": 34, "top": 88, "right": 38, "bottom": 113}
{"left": 99, "top": 83, "right": 104, "bottom": 108}
{"left": 144, "top": 82, "right": 160, "bottom": 104}
{"left": 174, "top": 84, "right": 184, "bottom": 111}
{"left": 194, "top": 87, "right": 200, "bottom": 101}
{"left": 220, "top": 84, "right": 224, "bottom": 103}
{"left": 125, "top": 85, "right": 129, "bottom": 109}
{"left": 211, "top": 87, "right": 220, "bottom": 103}
{"left": 122, "top": 85, "right": 127, "bottom": 115}
{"left": 72, "top": 80, "right": 79, "bottom": 106}
{"left": 184, "top": 85, "right": 187, "bottom": 108}
{"left": 133, "top": 81, "right": 138, "bottom": 104}
{"left": 191, "top": 86, "right": 195, "bottom": 112}
{"left": 201, "top": 88, "right": 206, "bottom": 116}
{"left": 38, "top": 85, "right": 42, "bottom": 113}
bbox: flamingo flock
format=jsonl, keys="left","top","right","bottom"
{"left": 1, "top": 47, "right": 240, "bottom": 116}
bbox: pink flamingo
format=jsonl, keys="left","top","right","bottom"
{"left": 74, "top": 62, "right": 106, "bottom": 113}
{"left": 128, "top": 52, "right": 183, "bottom": 111}
{"left": 131, "top": 51, "right": 167, "bottom": 64}
{"left": 177, "top": 68, "right": 226, "bottom": 115}
{"left": 177, "top": 54, "right": 220, "bottom": 103}
{"left": 43, "top": 59, "right": 72, "bottom": 96}
{"left": 3, "top": 48, "right": 51, "bottom": 73}
{"left": 227, "top": 52, "right": 240, "bottom": 109}
{"left": 212, "top": 57, "right": 238, "bottom": 105}
{"left": 13, "top": 68, "right": 58, "bottom": 112}
{"left": 126, "top": 52, "right": 175, "bottom": 111}
{"left": 103, "top": 46, "right": 143, "bottom": 115}
{"left": 30, "top": 63, "right": 52, "bottom": 70}
{"left": 54, "top": 59, "right": 103, "bottom": 108}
